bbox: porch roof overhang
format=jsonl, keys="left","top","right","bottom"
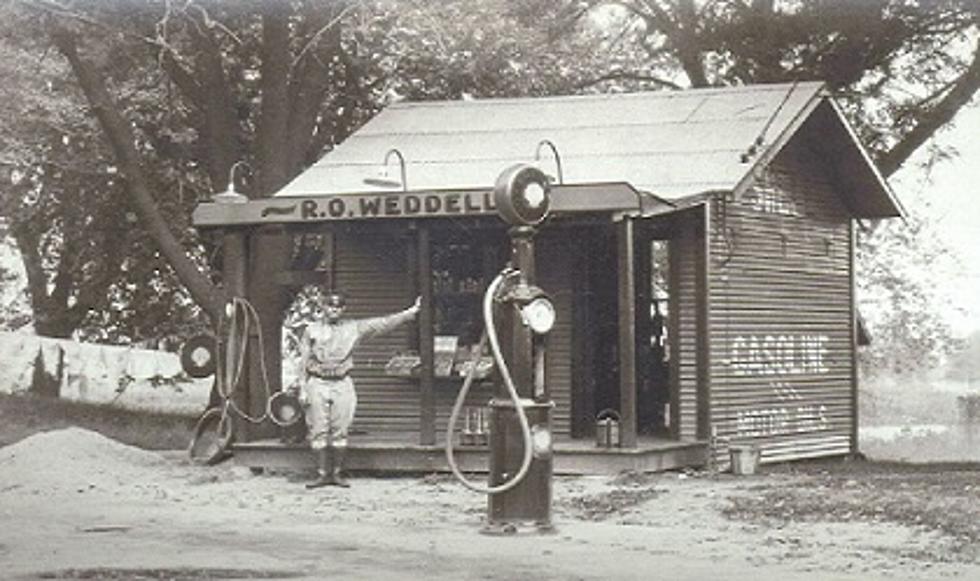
{"left": 191, "top": 182, "right": 674, "bottom": 228}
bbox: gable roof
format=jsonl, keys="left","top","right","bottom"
{"left": 274, "top": 81, "right": 901, "bottom": 218}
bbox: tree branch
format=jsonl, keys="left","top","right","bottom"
{"left": 877, "top": 37, "right": 980, "bottom": 176}
{"left": 49, "top": 25, "right": 224, "bottom": 320}
{"left": 290, "top": 2, "right": 357, "bottom": 71}
{"left": 621, "top": 0, "right": 709, "bottom": 87}
{"left": 285, "top": 3, "right": 349, "bottom": 174}
{"left": 158, "top": 49, "right": 205, "bottom": 110}
{"left": 183, "top": 13, "right": 241, "bottom": 191}
{"left": 573, "top": 69, "right": 681, "bottom": 90}
{"left": 21, "top": 0, "right": 164, "bottom": 48}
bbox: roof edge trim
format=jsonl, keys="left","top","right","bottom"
{"left": 824, "top": 97, "right": 906, "bottom": 220}
{"left": 732, "top": 82, "right": 827, "bottom": 199}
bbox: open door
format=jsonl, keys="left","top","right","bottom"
{"left": 635, "top": 226, "right": 672, "bottom": 436}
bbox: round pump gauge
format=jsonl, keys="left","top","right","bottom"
{"left": 521, "top": 296, "right": 556, "bottom": 335}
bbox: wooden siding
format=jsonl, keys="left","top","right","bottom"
{"left": 670, "top": 210, "right": 702, "bottom": 442}
{"left": 709, "top": 138, "right": 855, "bottom": 464}
{"left": 334, "top": 222, "right": 575, "bottom": 441}
{"left": 537, "top": 233, "right": 576, "bottom": 438}
{"left": 332, "top": 226, "right": 420, "bottom": 435}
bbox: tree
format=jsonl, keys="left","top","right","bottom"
{"left": 0, "top": 12, "right": 209, "bottom": 341}
{"left": 577, "top": 0, "right": 980, "bottom": 177}
{"left": 947, "top": 329, "right": 980, "bottom": 381}
{"left": 2, "top": 0, "right": 976, "bottom": 370}
{"left": 580, "top": 0, "right": 980, "bottom": 372}
{"left": 0, "top": 0, "right": 608, "bottom": 393}
{"left": 856, "top": 209, "right": 964, "bottom": 375}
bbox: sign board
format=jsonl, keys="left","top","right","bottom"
{"left": 191, "top": 183, "right": 654, "bottom": 227}
{"left": 193, "top": 190, "right": 498, "bottom": 227}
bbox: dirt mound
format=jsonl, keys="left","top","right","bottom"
{"left": 0, "top": 427, "right": 164, "bottom": 493}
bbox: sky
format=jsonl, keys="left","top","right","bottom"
{"left": 889, "top": 102, "right": 980, "bottom": 337}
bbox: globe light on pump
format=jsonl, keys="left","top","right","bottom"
{"left": 493, "top": 164, "right": 552, "bottom": 226}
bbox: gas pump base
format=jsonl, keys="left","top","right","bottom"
{"left": 486, "top": 398, "right": 555, "bottom": 533}
{"left": 481, "top": 520, "right": 557, "bottom": 536}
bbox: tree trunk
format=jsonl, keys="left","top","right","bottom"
{"left": 50, "top": 27, "right": 225, "bottom": 322}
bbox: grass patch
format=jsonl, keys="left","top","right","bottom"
{"left": 728, "top": 458, "right": 980, "bottom": 560}
{"left": 561, "top": 486, "right": 664, "bottom": 521}
{"left": 0, "top": 392, "right": 197, "bottom": 450}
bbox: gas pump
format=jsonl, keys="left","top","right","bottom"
{"left": 446, "top": 164, "right": 556, "bottom": 533}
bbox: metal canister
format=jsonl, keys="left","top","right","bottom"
{"left": 595, "top": 409, "right": 621, "bottom": 448}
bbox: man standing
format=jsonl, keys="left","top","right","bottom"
{"left": 292, "top": 290, "right": 420, "bottom": 488}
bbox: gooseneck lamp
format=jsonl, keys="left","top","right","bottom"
{"left": 534, "top": 139, "right": 563, "bottom": 185}
{"left": 363, "top": 148, "right": 407, "bottom": 191}
{"left": 212, "top": 161, "right": 251, "bottom": 204}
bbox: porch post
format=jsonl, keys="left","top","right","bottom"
{"left": 417, "top": 226, "right": 436, "bottom": 446}
{"left": 849, "top": 220, "right": 859, "bottom": 454}
{"left": 223, "top": 229, "right": 248, "bottom": 302}
{"left": 222, "top": 227, "right": 250, "bottom": 435}
{"left": 246, "top": 226, "right": 288, "bottom": 440}
{"left": 617, "top": 217, "right": 638, "bottom": 448}
{"left": 696, "top": 205, "right": 712, "bottom": 441}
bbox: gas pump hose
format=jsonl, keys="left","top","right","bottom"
{"left": 190, "top": 297, "right": 276, "bottom": 461}
{"left": 445, "top": 269, "right": 535, "bottom": 495}
{"left": 216, "top": 297, "right": 276, "bottom": 426}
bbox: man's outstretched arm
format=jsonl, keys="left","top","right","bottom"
{"left": 356, "top": 297, "right": 421, "bottom": 340}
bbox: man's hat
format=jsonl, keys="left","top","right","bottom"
{"left": 323, "top": 290, "right": 346, "bottom": 308}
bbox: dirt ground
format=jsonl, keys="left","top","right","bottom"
{"left": 0, "top": 428, "right": 978, "bottom": 581}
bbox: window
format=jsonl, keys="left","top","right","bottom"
{"left": 431, "top": 230, "right": 506, "bottom": 348}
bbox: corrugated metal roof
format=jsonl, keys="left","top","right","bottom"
{"left": 273, "top": 82, "right": 899, "bottom": 217}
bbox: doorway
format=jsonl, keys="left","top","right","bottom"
{"left": 636, "top": 236, "right": 671, "bottom": 436}
{"left": 570, "top": 219, "right": 677, "bottom": 440}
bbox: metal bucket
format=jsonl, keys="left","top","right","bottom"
{"left": 729, "top": 444, "right": 761, "bottom": 475}
{"left": 595, "top": 409, "right": 621, "bottom": 448}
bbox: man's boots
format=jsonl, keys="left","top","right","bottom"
{"left": 305, "top": 446, "right": 350, "bottom": 488}
{"left": 331, "top": 446, "right": 350, "bottom": 488}
{"left": 306, "top": 447, "right": 333, "bottom": 489}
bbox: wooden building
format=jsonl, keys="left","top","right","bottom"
{"left": 193, "top": 81, "right": 902, "bottom": 473}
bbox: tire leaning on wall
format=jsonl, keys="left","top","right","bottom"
{"left": 180, "top": 334, "right": 217, "bottom": 379}
{"left": 188, "top": 406, "right": 234, "bottom": 465}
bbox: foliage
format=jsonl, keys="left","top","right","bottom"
{"left": 0, "top": 0, "right": 611, "bottom": 343}
{"left": 947, "top": 329, "right": 980, "bottom": 380}
{"left": 0, "top": 3, "right": 210, "bottom": 340}
{"left": 595, "top": 0, "right": 980, "bottom": 176}
{"left": 0, "top": 0, "right": 976, "bottom": 368}
{"left": 856, "top": 206, "right": 964, "bottom": 375}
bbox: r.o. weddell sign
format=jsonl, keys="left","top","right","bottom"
{"left": 193, "top": 190, "right": 498, "bottom": 226}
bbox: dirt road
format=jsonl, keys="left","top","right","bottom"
{"left": 0, "top": 428, "right": 976, "bottom": 580}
